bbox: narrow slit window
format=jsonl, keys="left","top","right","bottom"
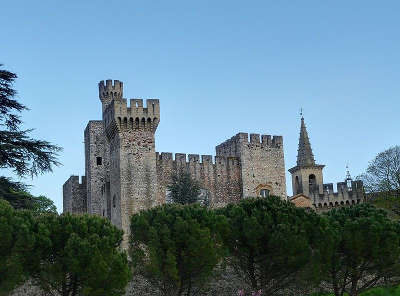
{"left": 97, "top": 157, "right": 102, "bottom": 165}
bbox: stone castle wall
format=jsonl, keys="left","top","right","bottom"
{"left": 156, "top": 153, "right": 242, "bottom": 208}
{"left": 63, "top": 80, "right": 288, "bottom": 247}
{"left": 216, "top": 133, "right": 286, "bottom": 198}
{"left": 104, "top": 98, "right": 161, "bottom": 248}
{"left": 84, "top": 120, "right": 109, "bottom": 217}
{"left": 63, "top": 176, "right": 87, "bottom": 213}
{"left": 313, "top": 180, "right": 364, "bottom": 210}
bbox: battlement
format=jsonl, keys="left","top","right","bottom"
{"left": 103, "top": 98, "right": 160, "bottom": 139}
{"left": 64, "top": 175, "right": 87, "bottom": 187}
{"left": 63, "top": 175, "right": 87, "bottom": 214}
{"left": 216, "top": 132, "right": 283, "bottom": 157}
{"left": 218, "top": 133, "right": 283, "bottom": 147}
{"left": 156, "top": 152, "right": 240, "bottom": 167}
{"left": 99, "top": 80, "right": 123, "bottom": 101}
{"left": 322, "top": 180, "right": 363, "bottom": 195}
{"left": 310, "top": 179, "right": 364, "bottom": 209}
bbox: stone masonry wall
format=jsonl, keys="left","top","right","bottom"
{"left": 313, "top": 180, "right": 364, "bottom": 210}
{"left": 62, "top": 176, "right": 87, "bottom": 213}
{"left": 156, "top": 153, "right": 242, "bottom": 208}
{"left": 216, "top": 133, "right": 286, "bottom": 199}
{"left": 84, "top": 120, "right": 109, "bottom": 217}
{"left": 104, "top": 98, "right": 160, "bottom": 248}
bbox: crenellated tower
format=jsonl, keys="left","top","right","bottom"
{"left": 99, "top": 80, "right": 123, "bottom": 112}
{"left": 216, "top": 132, "right": 287, "bottom": 199}
{"left": 103, "top": 93, "right": 160, "bottom": 247}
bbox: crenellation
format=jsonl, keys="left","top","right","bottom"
{"left": 312, "top": 179, "right": 364, "bottom": 210}
{"left": 202, "top": 155, "right": 212, "bottom": 163}
{"left": 261, "top": 135, "right": 272, "bottom": 146}
{"left": 99, "top": 79, "right": 123, "bottom": 100}
{"left": 188, "top": 154, "right": 200, "bottom": 163}
{"left": 63, "top": 175, "right": 87, "bottom": 214}
{"left": 103, "top": 98, "right": 160, "bottom": 141}
{"left": 272, "top": 135, "right": 283, "bottom": 147}
{"left": 65, "top": 79, "right": 289, "bottom": 248}
{"left": 250, "top": 133, "right": 260, "bottom": 144}
{"left": 236, "top": 132, "right": 249, "bottom": 143}
{"left": 130, "top": 98, "right": 143, "bottom": 108}
{"left": 175, "top": 153, "right": 187, "bottom": 163}
{"left": 160, "top": 152, "right": 173, "bottom": 161}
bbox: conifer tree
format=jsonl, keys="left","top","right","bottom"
{"left": 317, "top": 204, "right": 400, "bottom": 296}
{"left": 30, "top": 213, "right": 130, "bottom": 296}
{"left": 130, "top": 204, "right": 227, "bottom": 296}
{"left": 217, "top": 197, "right": 316, "bottom": 295}
{"left": 0, "top": 200, "right": 36, "bottom": 295}
{"left": 0, "top": 64, "right": 61, "bottom": 209}
{"left": 167, "top": 170, "right": 201, "bottom": 205}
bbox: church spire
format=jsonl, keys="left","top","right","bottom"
{"left": 296, "top": 116, "right": 316, "bottom": 166}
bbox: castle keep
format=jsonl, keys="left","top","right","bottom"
{"left": 63, "top": 80, "right": 287, "bottom": 244}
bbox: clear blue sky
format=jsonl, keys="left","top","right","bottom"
{"left": 2, "top": 1, "right": 399, "bottom": 211}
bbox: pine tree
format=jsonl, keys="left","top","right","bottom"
{"left": 0, "top": 64, "right": 61, "bottom": 210}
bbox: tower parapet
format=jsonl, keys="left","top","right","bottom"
{"left": 99, "top": 80, "right": 123, "bottom": 112}
{"left": 216, "top": 133, "right": 283, "bottom": 157}
{"left": 216, "top": 132, "right": 286, "bottom": 199}
{"left": 103, "top": 98, "right": 160, "bottom": 140}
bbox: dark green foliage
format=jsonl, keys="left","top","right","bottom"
{"left": 0, "top": 64, "right": 61, "bottom": 211}
{"left": 130, "top": 204, "right": 227, "bottom": 296}
{"left": 167, "top": 170, "right": 201, "bottom": 205}
{"left": 317, "top": 204, "right": 400, "bottom": 296}
{"left": 0, "top": 64, "right": 62, "bottom": 178}
{"left": 30, "top": 195, "right": 57, "bottom": 214}
{"left": 0, "top": 199, "right": 36, "bottom": 295}
{"left": 0, "top": 176, "right": 57, "bottom": 213}
{"left": 0, "top": 176, "right": 32, "bottom": 209}
{"left": 0, "top": 203, "right": 129, "bottom": 296}
{"left": 217, "top": 196, "right": 317, "bottom": 295}
{"left": 30, "top": 213, "right": 130, "bottom": 296}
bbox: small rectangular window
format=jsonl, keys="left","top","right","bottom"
{"left": 96, "top": 157, "right": 102, "bottom": 165}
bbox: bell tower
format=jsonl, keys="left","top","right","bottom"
{"left": 289, "top": 116, "right": 325, "bottom": 199}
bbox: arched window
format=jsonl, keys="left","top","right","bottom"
{"left": 256, "top": 184, "right": 272, "bottom": 198}
{"left": 113, "top": 195, "right": 116, "bottom": 208}
{"left": 260, "top": 189, "right": 270, "bottom": 198}
{"left": 295, "top": 176, "right": 301, "bottom": 194}
{"left": 309, "top": 174, "right": 317, "bottom": 193}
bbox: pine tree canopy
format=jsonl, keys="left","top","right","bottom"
{"left": 0, "top": 64, "right": 61, "bottom": 178}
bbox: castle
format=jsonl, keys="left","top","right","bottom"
{"left": 63, "top": 80, "right": 286, "bottom": 245}
{"left": 63, "top": 80, "right": 364, "bottom": 244}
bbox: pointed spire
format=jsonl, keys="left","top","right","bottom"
{"left": 296, "top": 116, "right": 316, "bottom": 166}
